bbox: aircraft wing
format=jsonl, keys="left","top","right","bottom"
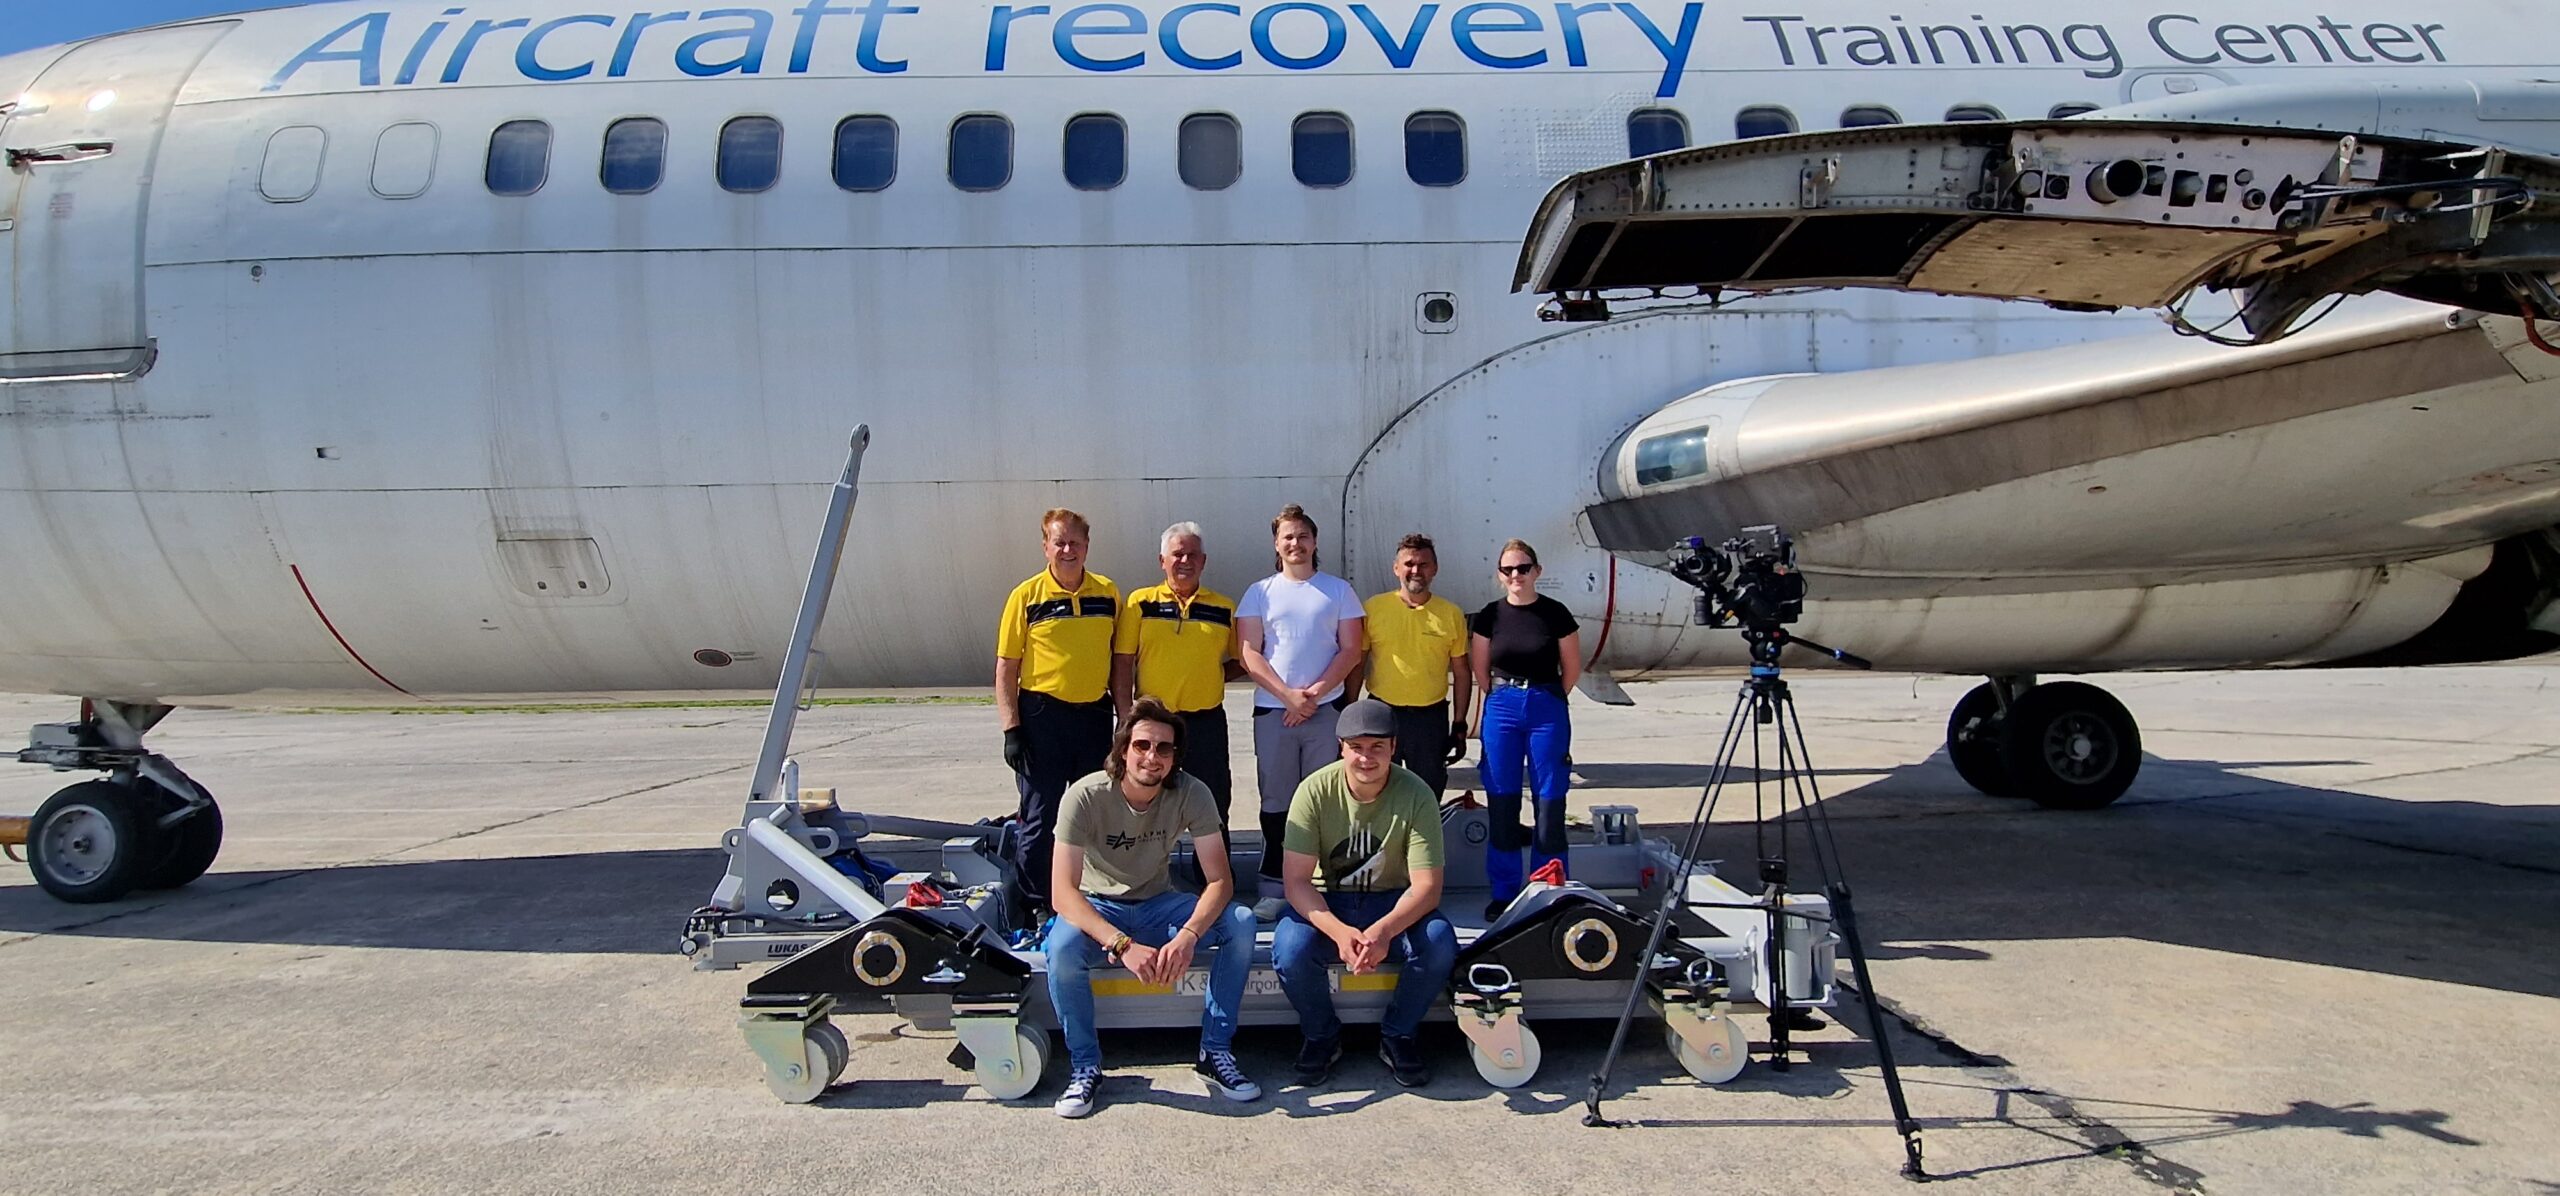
{"left": 1515, "top": 83, "right": 2560, "bottom": 344}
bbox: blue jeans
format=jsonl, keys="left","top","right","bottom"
{"left": 1045, "top": 890, "right": 1258, "bottom": 1072}
{"left": 1271, "top": 890, "right": 1459, "bottom": 1041}
{"left": 1480, "top": 683, "right": 1572, "bottom": 902}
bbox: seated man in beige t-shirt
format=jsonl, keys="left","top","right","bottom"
{"left": 1046, "top": 697, "right": 1260, "bottom": 1119}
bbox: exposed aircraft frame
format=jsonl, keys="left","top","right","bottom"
{"left": 1515, "top": 103, "right": 2560, "bottom": 345}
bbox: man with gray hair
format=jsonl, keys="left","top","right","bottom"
{"left": 1113, "top": 521, "right": 1241, "bottom": 825}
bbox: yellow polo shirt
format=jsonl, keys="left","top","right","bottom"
{"left": 996, "top": 568, "right": 1119, "bottom": 703}
{"left": 1361, "top": 592, "right": 1468, "bottom": 707}
{"left": 1114, "top": 583, "right": 1236, "bottom": 714}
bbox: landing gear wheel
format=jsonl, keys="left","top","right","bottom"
{"left": 1468, "top": 1023, "right": 1543, "bottom": 1089}
{"left": 139, "top": 785, "right": 222, "bottom": 891}
{"left": 26, "top": 780, "right": 154, "bottom": 904}
{"left": 973, "top": 1026, "right": 1049, "bottom": 1100}
{"left": 810, "top": 1019, "right": 851, "bottom": 1086}
{"left": 1945, "top": 683, "right": 2015, "bottom": 797}
{"left": 1666, "top": 1016, "right": 1749, "bottom": 1084}
{"left": 765, "top": 1030, "right": 834, "bottom": 1104}
{"left": 1998, "top": 681, "right": 2141, "bottom": 810}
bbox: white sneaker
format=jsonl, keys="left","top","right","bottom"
{"left": 1054, "top": 1067, "right": 1102, "bottom": 1119}
{"left": 1196, "top": 1049, "right": 1263, "bottom": 1102}
{"left": 1252, "top": 894, "right": 1289, "bottom": 922}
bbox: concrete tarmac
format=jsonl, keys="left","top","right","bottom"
{"left": 1, "top": 665, "right": 2554, "bottom": 1195}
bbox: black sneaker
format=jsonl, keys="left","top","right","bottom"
{"left": 1054, "top": 1066, "right": 1102, "bottom": 1119}
{"left": 1485, "top": 898, "right": 1509, "bottom": 922}
{"left": 1293, "top": 1034, "right": 1342, "bottom": 1085}
{"left": 1378, "top": 1033, "right": 1431, "bottom": 1087}
{"left": 1195, "top": 1048, "right": 1263, "bottom": 1101}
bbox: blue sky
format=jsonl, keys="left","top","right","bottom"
{"left": 1, "top": 2, "right": 303, "bottom": 57}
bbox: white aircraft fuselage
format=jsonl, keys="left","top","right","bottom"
{"left": 1, "top": 0, "right": 2555, "bottom": 704}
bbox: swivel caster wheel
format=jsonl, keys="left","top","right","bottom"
{"left": 1468, "top": 1023, "right": 1543, "bottom": 1089}
{"left": 1667, "top": 1015, "right": 1748, "bottom": 1084}
{"left": 973, "top": 1025, "right": 1049, "bottom": 1101}
{"left": 764, "top": 1029, "right": 835, "bottom": 1104}
{"left": 810, "top": 1019, "right": 851, "bottom": 1086}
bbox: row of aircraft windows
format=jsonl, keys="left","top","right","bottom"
{"left": 262, "top": 101, "right": 2111, "bottom": 203}
{"left": 480, "top": 109, "right": 1469, "bottom": 196}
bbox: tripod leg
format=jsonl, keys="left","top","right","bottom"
{"left": 1767, "top": 877, "right": 1792, "bottom": 1072}
{"left": 1582, "top": 680, "right": 1754, "bottom": 1128}
{"left": 1831, "top": 883, "right": 1927, "bottom": 1181}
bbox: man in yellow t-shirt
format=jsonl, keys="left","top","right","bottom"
{"left": 1111, "top": 522, "right": 1241, "bottom": 826}
{"left": 995, "top": 508, "right": 1119, "bottom": 907}
{"left": 1356, "top": 533, "right": 1471, "bottom": 795}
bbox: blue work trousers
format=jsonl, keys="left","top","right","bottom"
{"left": 1271, "top": 890, "right": 1459, "bottom": 1041}
{"left": 1480, "top": 683, "right": 1572, "bottom": 902}
{"left": 1045, "top": 890, "right": 1259, "bottom": 1071}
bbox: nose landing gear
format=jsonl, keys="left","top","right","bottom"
{"left": 13, "top": 701, "right": 223, "bottom": 903}
{"left": 1944, "top": 677, "right": 2141, "bottom": 809}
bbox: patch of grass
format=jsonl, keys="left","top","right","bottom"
{"left": 287, "top": 695, "right": 993, "bottom": 715}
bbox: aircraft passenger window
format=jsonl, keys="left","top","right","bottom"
{"left": 1178, "top": 113, "right": 1241, "bottom": 191}
{"left": 259, "top": 126, "right": 326, "bottom": 203}
{"left": 1634, "top": 428, "right": 1711, "bottom": 487}
{"left": 1734, "top": 106, "right": 1796, "bottom": 139}
{"left": 718, "top": 116, "right": 783, "bottom": 194}
{"left": 1626, "top": 108, "right": 1688, "bottom": 157}
{"left": 1292, "top": 112, "right": 1353, "bottom": 188}
{"left": 949, "top": 114, "right": 1013, "bottom": 192}
{"left": 2049, "top": 102, "right": 2102, "bottom": 119}
{"left": 1945, "top": 104, "right": 2003, "bottom": 122}
{"left": 1063, "top": 113, "right": 1126, "bottom": 191}
{"left": 600, "top": 117, "right": 666, "bottom": 195}
{"left": 833, "top": 116, "right": 897, "bottom": 192}
{"left": 1841, "top": 105, "right": 1901, "bottom": 128}
{"left": 1404, "top": 111, "right": 1464, "bottom": 187}
{"left": 371, "top": 122, "right": 438, "bottom": 200}
{"left": 485, "top": 120, "right": 551, "bottom": 196}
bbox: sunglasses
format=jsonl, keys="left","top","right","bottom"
{"left": 1128, "top": 739, "right": 1177, "bottom": 757}
{"left": 1499, "top": 563, "right": 1538, "bottom": 576}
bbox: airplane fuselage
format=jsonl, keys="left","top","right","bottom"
{"left": 0, "top": 0, "right": 2554, "bottom": 702}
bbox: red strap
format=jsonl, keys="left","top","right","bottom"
{"left": 902, "top": 880, "right": 946, "bottom": 908}
{"left": 1529, "top": 859, "right": 1568, "bottom": 887}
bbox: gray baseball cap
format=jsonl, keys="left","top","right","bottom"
{"left": 1337, "top": 698, "right": 1397, "bottom": 740}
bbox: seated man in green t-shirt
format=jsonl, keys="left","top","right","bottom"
{"left": 1272, "top": 698, "right": 1458, "bottom": 1089}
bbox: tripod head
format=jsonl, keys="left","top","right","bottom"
{"left": 1666, "top": 529, "right": 1873, "bottom": 671}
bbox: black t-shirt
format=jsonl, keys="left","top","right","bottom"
{"left": 1470, "top": 596, "right": 1581, "bottom": 690}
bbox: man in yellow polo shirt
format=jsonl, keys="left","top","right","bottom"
{"left": 1111, "top": 521, "right": 1241, "bottom": 827}
{"left": 1358, "top": 533, "right": 1473, "bottom": 796}
{"left": 996, "top": 508, "right": 1119, "bottom": 907}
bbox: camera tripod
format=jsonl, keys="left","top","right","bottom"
{"left": 1582, "top": 625, "right": 1928, "bottom": 1183}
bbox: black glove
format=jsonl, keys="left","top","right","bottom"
{"left": 1444, "top": 719, "right": 1469, "bottom": 765}
{"left": 1002, "top": 726, "right": 1029, "bottom": 775}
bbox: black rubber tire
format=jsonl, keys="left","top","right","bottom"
{"left": 1945, "top": 682, "right": 2015, "bottom": 797}
{"left": 1998, "top": 681, "right": 2141, "bottom": 810}
{"left": 26, "top": 780, "right": 157, "bottom": 903}
{"left": 138, "top": 784, "right": 222, "bottom": 891}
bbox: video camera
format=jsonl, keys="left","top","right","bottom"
{"left": 1666, "top": 526, "right": 1807, "bottom": 631}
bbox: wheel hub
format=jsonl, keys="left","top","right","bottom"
{"left": 39, "top": 805, "right": 117, "bottom": 884}
{"left": 2044, "top": 715, "right": 2116, "bottom": 783}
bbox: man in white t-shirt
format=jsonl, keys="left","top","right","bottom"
{"left": 1235, "top": 503, "right": 1366, "bottom": 920}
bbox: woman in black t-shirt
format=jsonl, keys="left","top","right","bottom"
{"left": 1468, "top": 538, "right": 1582, "bottom": 912}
